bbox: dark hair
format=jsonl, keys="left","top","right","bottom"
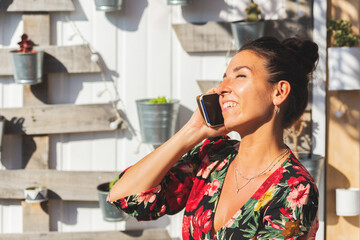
{"left": 240, "top": 36, "right": 319, "bottom": 128}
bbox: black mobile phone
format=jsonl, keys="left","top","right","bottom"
{"left": 196, "top": 93, "right": 224, "bottom": 127}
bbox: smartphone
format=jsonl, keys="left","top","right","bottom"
{"left": 196, "top": 93, "right": 224, "bottom": 127}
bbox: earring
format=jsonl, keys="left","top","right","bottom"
{"left": 274, "top": 105, "right": 280, "bottom": 115}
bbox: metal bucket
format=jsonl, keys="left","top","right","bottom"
{"left": 136, "top": 99, "right": 180, "bottom": 145}
{"left": 230, "top": 20, "right": 265, "bottom": 50}
{"left": 10, "top": 49, "right": 44, "bottom": 85}
{"left": 95, "top": 0, "right": 123, "bottom": 12}
{"left": 298, "top": 153, "right": 325, "bottom": 186}
{"left": 167, "top": 0, "right": 192, "bottom": 5}
{"left": 97, "top": 182, "right": 127, "bottom": 222}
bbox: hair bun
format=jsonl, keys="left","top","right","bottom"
{"left": 282, "top": 38, "right": 319, "bottom": 75}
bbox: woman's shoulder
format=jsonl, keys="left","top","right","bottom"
{"left": 280, "top": 152, "right": 319, "bottom": 194}
{"left": 199, "top": 135, "right": 239, "bottom": 159}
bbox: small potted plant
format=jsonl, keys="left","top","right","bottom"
{"left": 231, "top": 0, "right": 265, "bottom": 49}
{"left": 10, "top": 34, "right": 44, "bottom": 85}
{"left": 24, "top": 186, "right": 48, "bottom": 203}
{"left": 327, "top": 18, "right": 360, "bottom": 90}
{"left": 136, "top": 96, "right": 180, "bottom": 146}
{"left": 167, "top": 0, "right": 192, "bottom": 6}
{"left": 97, "top": 180, "right": 127, "bottom": 222}
{"left": 94, "top": 0, "right": 123, "bottom": 12}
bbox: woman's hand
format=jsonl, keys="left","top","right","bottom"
{"left": 182, "top": 87, "right": 229, "bottom": 142}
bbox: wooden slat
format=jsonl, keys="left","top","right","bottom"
{"left": 0, "top": 0, "right": 75, "bottom": 12}
{"left": 1, "top": 103, "right": 124, "bottom": 135}
{"left": 172, "top": 22, "right": 235, "bottom": 53}
{"left": 0, "top": 170, "right": 119, "bottom": 201}
{"left": 0, "top": 45, "right": 101, "bottom": 76}
{"left": 172, "top": 19, "right": 312, "bottom": 53}
{"left": 22, "top": 201, "right": 49, "bottom": 232}
{"left": 23, "top": 135, "right": 49, "bottom": 169}
{"left": 0, "top": 229, "right": 171, "bottom": 240}
{"left": 23, "top": 14, "right": 50, "bottom": 46}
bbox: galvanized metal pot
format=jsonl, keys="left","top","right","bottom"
{"left": 95, "top": 0, "right": 123, "bottom": 12}
{"left": 97, "top": 182, "right": 127, "bottom": 222}
{"left": 167, "top": 0, "right": 192, "bottom": 6}
{"left": 230, "top": 20, "right": 265, "bottom": 50}
{"left": 10, "top": 48, "right": 44, "bottom": 85}
{"left": 136, "top": 99, "right": 180, "bottom": 145}
{"left": 298, "top": 153, "right": 325, "bottom": 186}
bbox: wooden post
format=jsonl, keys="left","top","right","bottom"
{"left": 21, "top": 13, "right": 50, "bottom": 232}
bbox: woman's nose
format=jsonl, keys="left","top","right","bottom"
{"left": 217, "top": 78, "right": 231, "bottom": 96}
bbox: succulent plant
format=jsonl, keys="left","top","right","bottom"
{"left": 17, "top": 34, "right": 35, "bottom": 52}
{"left": 327, "top": 18, "right": 359, "bottom": 47}
{"left": 245, "top": 0, "right": 262, "bottom": 22}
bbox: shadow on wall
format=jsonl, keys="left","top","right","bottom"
{"left": 326, "top": 164, "right": 359, "bottom": 227}
{"left": 105, "top": 0, "right": 148, "bottom": 32}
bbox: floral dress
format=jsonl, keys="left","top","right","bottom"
{"left": 108, "top": 136, "right": 319, "bottom": 240}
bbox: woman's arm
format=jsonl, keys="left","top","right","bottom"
{"left": 109, "top": 108, "right": 228, "bottom": 201}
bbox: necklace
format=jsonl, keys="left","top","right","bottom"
{"left": 234, "top": 148, "right": 289, "bottom": 193}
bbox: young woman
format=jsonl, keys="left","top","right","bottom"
{"left": 108, "top": 36, "right": 319, "bottom": 240}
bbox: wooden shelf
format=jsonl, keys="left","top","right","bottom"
{"left": 172, "top": 18, "right": 312, "bottom": 53}
{"left": 0, "top": 45, "right": 101, "bottom": 76}
{"left": 0, "top": 0, "right": 75, "bottom": 12}
{"left": 0, "top": 169, "right": 119, "bottom": 201}
{"left": 1, "top": 103, "right": 124, "bottom": 135}
{"left": 0, "top": 229, "right": 172, "bottom": 240}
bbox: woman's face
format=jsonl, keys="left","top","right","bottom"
{"left": 217, "top": 50, "right": 275, "bottom": 134}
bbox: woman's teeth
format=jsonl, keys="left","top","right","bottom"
{"left": 223, "top": 102, "right": 238, "bottom": 109}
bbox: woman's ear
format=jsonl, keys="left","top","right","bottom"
{"left": 273, "top": 80, "right": 291, "bottom": 106}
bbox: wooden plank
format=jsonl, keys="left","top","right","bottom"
{"left": 0, "top": 45, "right": 101, "bottom": 76}
{"left": 22, "top": 201, "right": 49, "bottom": 232}
{"left": 326, "top": 91, "right": 360, "bottom": 239}
{"left": 23, "top": 135, "right": 49, "bottom": 169}
{"left": 23, "top": 14, "right": 50, "bottom": 46}
{"left": 172, "top": 19, "right": 312, "bottom": 53}
{"left": 172, "top": 22, "right": 235, "bottom": 53}
{"left": 0, "top": 229, "right": 171, "bottom": 240}
{"left": 0, "top": 170, "right": 119, "bottom": 201}
{"left": 1, "top": 103, "right": 124, "bottom": 135}
{"left": 0, "top": 0, "right": 75, "bottom": 12}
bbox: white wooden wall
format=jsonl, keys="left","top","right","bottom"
{"left": 0, "top": 1, "right": 328, "bottom": 239}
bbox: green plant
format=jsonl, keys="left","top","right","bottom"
{"left": 147, "top": 96, "right": 172, "bottom": 104}
{"left": 245, "top": 0, "right": 262, "bottom": 22}
{"left": 327, "top": 18, "right": 359, "bottom": 47}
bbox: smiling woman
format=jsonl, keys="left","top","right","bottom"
{"left": 108, "top": 36, "right": 319, "bottom": 240}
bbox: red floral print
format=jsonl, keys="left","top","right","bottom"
{"left": 287, "top": 184, "right": 310, "bottom": 208}
{"left": 109, "top": 136, "right": 319, "bottom": 240}
{"left": 192, "top": 206, "right": 212, "bottom": 239}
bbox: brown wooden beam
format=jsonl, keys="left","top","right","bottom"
{"left": 1, "top": 103, "right": 124, "bottom": 135}
{"left": 0, "top": 170, "right": 119, "bottom": 201}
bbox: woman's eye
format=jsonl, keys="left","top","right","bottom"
{"left": 236, "top": 74, "right": 246, "bottom": 78}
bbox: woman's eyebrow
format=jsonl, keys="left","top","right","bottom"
{"left": 223, "top": 66, "right": 251, "bottom": 79}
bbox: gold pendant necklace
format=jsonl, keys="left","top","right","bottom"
{"left": 234, "top": 148, "right": 289, "bottom": 194}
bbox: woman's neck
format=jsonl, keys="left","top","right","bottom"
{"left": 235, "top": 123, "right": 286, "bottom": 170}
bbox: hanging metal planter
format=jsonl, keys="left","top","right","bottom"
{"left": 10, "top": 48, "right": 44, "bottom": 85}
{"left": 10, "top": 34, "right": 44, "bottom": 85}
{"left": 167, "top": 0, "right": 192, "bottom": 6}
{"left": 97, "top": 182, "right": 128, "bottom": 222}
{"left": 94, "top": 0, "right": 123, "bottom": 12}
{"left": 230, "top": 20, "right": 265, "bottom": 50}
{"left": 136, "top": 99, "right": 180, "bottom": 146}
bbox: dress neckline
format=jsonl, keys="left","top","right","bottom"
{"left": 210, "top": 149, "right": 292, "bottom": 239}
